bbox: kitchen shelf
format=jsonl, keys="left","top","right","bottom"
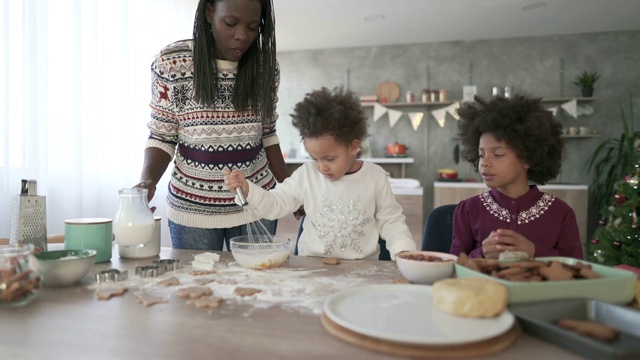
{"left": 562, "top": 134, "right": 599, "bottom": 138}
{"left": 361, "top": 98, "right": 596, "bottom": 107}
{"left": 361, "top": 101, "right": 452, "bottom": 108}
{"left": 285, "top": 157, "right": 414, "bottom": 177}
{"left": 451, "top": 134, "right": 598, "bottom": 140}
{"left": 541, "top": 97, "right": 596, "bottom": 102}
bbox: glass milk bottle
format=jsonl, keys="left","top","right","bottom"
{"left": 113, "top": 188, "right": 155, "bottom": 254}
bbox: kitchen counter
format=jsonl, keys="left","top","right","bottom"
{"left": 434, "top": 182, "right": 588, "bottom": 191}
{"left": 285, "top": 157, "right": 413, "bottom": 178}
{"left": 1, "top": 247, "right": 582, "bottom": 360}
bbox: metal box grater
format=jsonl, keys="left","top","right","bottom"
{"left": 9, "top": 179, "right": 48, "bottom": 251}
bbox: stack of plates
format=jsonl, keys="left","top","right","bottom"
{"left": 322, "top": 284, "right": 517, "bottom": 357}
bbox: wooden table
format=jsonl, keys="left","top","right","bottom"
{"left": 0, "top": 247, "right": 582, "bottom": 360}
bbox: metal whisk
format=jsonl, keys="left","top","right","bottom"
{"left": 237, "top": 188, "right": 274, "bottom": 244}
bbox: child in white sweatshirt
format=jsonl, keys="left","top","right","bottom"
{"left": 224, "top": 86, "right": 416, "bottom": 260}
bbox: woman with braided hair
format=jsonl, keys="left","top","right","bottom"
{"left": 134, "top": 0, "right": 298, "bottom": 250}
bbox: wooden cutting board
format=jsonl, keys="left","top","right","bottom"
{"left": 321, "top": 313, "right": 520, "bottom": 358}
{"left": 376, "top": 81, "right": 401, "bottom": 103}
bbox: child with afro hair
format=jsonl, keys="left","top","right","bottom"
{"left": 449, "top": 95, "right": 583, "bottom": 259}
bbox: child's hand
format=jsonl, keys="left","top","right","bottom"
{"left": 293, "top": 205, "right": 305, "bottom": 220}
{"left": 482, "top": 231, "right": 502, "bottom": 259}
{"left": 223, "top": 169, "right": 250, "bottom": 197}
{"left": 482, "top": 229, "right": 535, "bottom": 259}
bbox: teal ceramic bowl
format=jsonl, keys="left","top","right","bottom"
{"left": 34, "top": 249, "right": 97, "bottom": 287}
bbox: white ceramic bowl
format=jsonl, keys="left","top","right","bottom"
{"left": 230, "top": 235, "right": 291, "bottom": 270}
{"left": 34, "top": 249, "right": 96, "bottom": 287}
{"left": 396, "top": 251, "right": 457, "bottom": 285}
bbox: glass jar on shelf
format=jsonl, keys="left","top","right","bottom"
{"left": 430, "top": 89, "right": 440, "bottom": 102}
{"left": 422, "top": 89, "right": 430, "bottom": 103}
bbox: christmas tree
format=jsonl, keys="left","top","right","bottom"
{"left": 586, "top": 98, "right": 640, "bottom": 266}
{"left": 588, "top": 164, "right": 640, "bottom": 266}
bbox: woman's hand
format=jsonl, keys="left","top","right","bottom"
{"left": 482, "top": 229, "right": 535, "bottom": 259}
{"left": 223, "top": 169, "right": 250, "bottom": 198}
{"left": 134, "top": 180, "right": 157, "bottom": 213}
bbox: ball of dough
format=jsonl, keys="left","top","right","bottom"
{"left": 432, "top": 277, "right": 508, "bottom": 318}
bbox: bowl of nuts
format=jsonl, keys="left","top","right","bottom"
{"left": 396, "top": 251, "right": 457, "bottom": 285}
{"left": 0, "top": 244, "right": 42, "bottom": 307}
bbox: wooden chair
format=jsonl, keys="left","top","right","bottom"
{"left": 421, "top": 204, "right": 457, "bottom": 253}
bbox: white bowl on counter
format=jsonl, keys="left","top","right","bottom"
{"left": 230, "top": 235, "right": 291, "bottom": 270}
{"left": 34, "top": 249, "right": 96, "bottom": 287}
{"left": 396, "top": 251, "right": 457, "bottom": 285}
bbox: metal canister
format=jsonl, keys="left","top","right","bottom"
{"left": 439, "top": 89, "right": 448, "bottom": 102}
{"left": 422, "top": 89, "right": 430, "bottom": 103}
{"left": 430, "top": 89, "right": 439, "bottom": 102}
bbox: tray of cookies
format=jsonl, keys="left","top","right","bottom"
{"left": 454, "top": 256, "right": 636, "bottom": 305}
{"left": 509, "top": 299, "right": 640, "bottom": 360}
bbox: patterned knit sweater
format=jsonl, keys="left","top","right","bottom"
{"left": 146, "top": 40, "right": 280, "bottom": 229}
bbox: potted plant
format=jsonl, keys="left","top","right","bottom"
{"left": 572, "top": 70, "right": 601, "bottom": 97}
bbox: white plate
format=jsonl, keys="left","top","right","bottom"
{"left": 323, "top": 284, "right": 514, "bottom": 345}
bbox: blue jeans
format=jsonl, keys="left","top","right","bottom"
{"left": 168, "top": 219, "right": 277, "bottom": 251}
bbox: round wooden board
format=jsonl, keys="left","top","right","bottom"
{"left": 376, "top": 81, "right": 401, "bottom": 103}
{"left": 321, "top": 313, "right": 520, "bottom": 358}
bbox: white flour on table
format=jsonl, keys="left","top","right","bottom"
{"left": 88, "top": 260, "right": 396, "bottom": 315}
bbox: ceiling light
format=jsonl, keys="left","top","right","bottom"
{"left": 521, "top": 2, "right": 547, "bottom": 12}
{"left": 364, "top": 14, "right": 385, "bottom": 22}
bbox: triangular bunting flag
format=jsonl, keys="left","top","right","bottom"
{"left": 408, "top": 112, "right": 424, "bottom": 131}
{"left": 561, "top": 99, "right": 578, "bottom": 119}
{"left": 445, "top": 101, "right": 461, "bottom": 120}
{"left": 388, "top": 109, "right": 403, "bottom": 128}
{"left": 431, "top": 108, "right": 448, "bottom": 128}
{"left": 547, "top": 106, "right": 558, "bottom": 116}
{"left": 373, "top": 103, "right": 387, "bottom": 122}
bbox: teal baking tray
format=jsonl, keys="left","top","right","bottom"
{"left": 454, "top": 256, "right": 636, "bottom": 305}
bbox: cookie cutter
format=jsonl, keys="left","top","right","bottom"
{"left": 135, "top": 264, "right": 164, "bottom": 278}
{"left": 95, "top": 269, "right": 129, "bottom": 283}
{"left": 152, "top": 259, "right": 182, "bottom": 272}
{"left": 135, "top": 259, "right": 181, "bottom": 278}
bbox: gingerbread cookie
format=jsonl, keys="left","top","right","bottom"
{"left": 157, "top": 276, "right": 180, "bottom": 286}
{"left": 323, "top": 258, "right": 340, "bottom": 265}
{"left": 539, "top": 261, "right": 574, "bottom": 281}
{"left": 96, "top": 287, "right": 128, "bottom": 300}
{"left": 233, "top": 287, "right": 261, "bottom": 297}
{"left": 133, "top": 292, "right": 168, "bottom": 307}
{"left": 557, "top": 319, "right": 620, "bottom": 342}
{"left": 187, "top": 297, "right": 224, "bottom": 309}
{"left": 193, "top": 278, "right": 215, "bottom": 285}
{"left": 177, "top": 286, "right": 213, "bottom": 299}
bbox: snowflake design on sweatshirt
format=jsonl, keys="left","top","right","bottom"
{"left": 480, "top": 192, "right": 555, "bottom": 224}
{"left": 172, "top": 83, "right": 192, "bottom": 111}
{"left": 312, "top": 195, "right": 373, "bottom": 255}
